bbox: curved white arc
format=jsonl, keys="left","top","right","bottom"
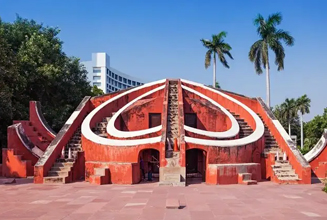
{"left": 304, "top": 129, "right": 327, "bottom": 162}
{"left": 107, "top": 85, "right": 165, "bottom": 138}
{"left": 181, "top": 79, "right": 264, "bottom": 147}
{"left": 82, "top": 79, "right": 166, "bottom": 146}
{"left": 90, "top": 136, "right": 162, "bottom": 146}
{"left": 182, "top": 85, "right": 239, "bottom": 138}
{"left": 35, "top": 106, "right": 56, "bottom": 137}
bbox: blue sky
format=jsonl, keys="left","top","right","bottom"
{"left": 1, "top": 0, "right": 326, "bottom": 121}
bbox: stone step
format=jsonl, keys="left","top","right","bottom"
{"left": 44, "top": 176, "right": 66, "bottom": 184}
{"left": 50, "top": 166, "right": 71, "bottom": 172}
{"left": 242, "top": 180, "right": 257, "bottom": 185}
{"left": 56, "top": 158, "right": 75, "bottom": 163}
{"left": 53, "top": 162, "right": 74, "bottom": 167}
{"left": 274, "top": 169, "right": 295, "bottom": 174}
{"left": 277, "top": 176, "right": 299, "bottom": 181}
{"left": 241, "top": 173, "right": 252, "bottom": 181}
{"left": 67, "top": 143, "right": 81, "bottom": 147}
{"left": 48, "top": 170, "right": 69, "bottom": 177}
{"left": 272, "top": 164, "right": 292, "bottom": 169}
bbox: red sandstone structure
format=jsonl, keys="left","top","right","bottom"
{"left": 1, "top": 79, "right": 326, "bottom": 185}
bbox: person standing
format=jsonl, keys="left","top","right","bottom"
{"left": 140, "top": 157, "right": 145, "bottom": 180}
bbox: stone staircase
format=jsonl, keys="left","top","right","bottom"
{"left": 160, "top": 81, "right": 185, "bottom": 186}
{"left": 258, "top": 115, "right": 300, "bottom": 184}
{"left": 167, "top": 81, "right": 179, "bottom": 151}
{"left": 238, "top": 173, "right": 257, "bottom": 185}
{"left": 93, "top": 112, "right": 115, "bottom": 138}
{"left": 26, "top": 122, "right": 52, "bottom": 150}
{"left": 44, "top": 128, "right": 82, "bottom": 183}
{"left": 228, "top": 111, "right": 253, "bottom": 138}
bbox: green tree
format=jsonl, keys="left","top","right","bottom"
{"left": 303, "top": 108, "right": 327, "bottom": 151}
{"left": 91, "top": 85, "right": 105, "bottom": 96}
{"left": 206, "top": 81, "right": 221, "bottom": 89}
{"left": 200, "top": 31, "right": 233, "bottom": 88}
{"left": 273, "top": 103, "right": 300, "bottom": 143}
{"left": 281, "top": 98, "right": 297, "bottom": 135}
{"left": 0, "top": 15, "right": 96, "bottom": 151}
{"left": 249, "top": 13, "right": 294, "bottom": 108}
{"left": 296, "top": 95, "right": 311, "bottom": 150}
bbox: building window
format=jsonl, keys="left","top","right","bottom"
{"left": 115, "top": 74, "right": 118, "bottom": 80}
{"left": 93, "top": 67, "right": 101, "bottom": 73}
{"left": 93, "top": 76, "right": 101, "bottom": 80}
{"left": 137, "top": 82, "right": 141, "bottom": 86}
{"left": 119, "top": 76, "right": 122, "bottom": 82}
{"left": 118, "top": 82, "right": 122, "bottom": 88}
{"left": 123, "top": 78, "right": 127, "bottom": 83}
{"left": 112, "top": 73, "right": 115, "bottom": 78}
{"left": 132, "top": 81, "right": 136, "bottom": 86}
{"left": 93, "top": 82, "right": 101, "bottom": 87}
{"left": 109, "top": 71, "right": 112, "bottom": 77}
{"left": 107, "top": 68, "right": 109, "bottom": 75}
{"left": 128, "top": 79, "right": 131, "bottom": 85}
{"left": 115, "top": 81, "right": 117, "bottom": 86}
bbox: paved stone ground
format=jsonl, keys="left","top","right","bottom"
{"left": 0, "top": 178, "right": 326, "bottom": 220}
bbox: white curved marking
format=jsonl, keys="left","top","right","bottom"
{"left": 107, "top": 85, "right": 165, "bottom": 137}
{"left": 82, "top": 79, "right": 166, "bottom": 146}
{"left": 182, "top": 85, "right": 239, "bottom": 138}
{"left": 304, "top": 129, "right": 327, "bottom": 162}
{"left": 15, "top": 124, "right": 44, "bottom": 158}
{"left": 181, "top": 79, "right": 264, "bottom": 147}
{"left": 35, "top": 105, "right": 56, "bottom": 136}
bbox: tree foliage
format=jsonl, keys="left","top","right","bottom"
{"left": 272, "top": 95, "right": 327, "bottom": 154}
{"left": 249, "top": 12, "right": 294, "bottom": 74}
{"left": 200, "top": 31, "right": 233, "bottom": 69}
{"left": 303, "top": 108, "right": 327, "bottom": 150}
{"left": 0, "top": 15, "right": 102, "bottom": 150}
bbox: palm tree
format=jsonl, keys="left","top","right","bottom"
{"left": 249, "top": 13, "right": 294, "bottom": 108}
{"left": 281, "top": 98, "right": 297, "bottom": 135}
{"left": 296, "top": 95, "right": 311, "bottom": 150}
{"left": 200, "top": 31, "right": 233, "bottom": 88}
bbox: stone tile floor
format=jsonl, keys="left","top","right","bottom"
{"left": 0, "top": 178, "right": 326, "bottom": 220}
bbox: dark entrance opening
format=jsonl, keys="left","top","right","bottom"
{"left": 186, "top": 149, "right": 206, "bottom": 184}
{"left": 139, "top": 149, "right": 160, "bottom": 183}
{"left": 185, "top": 113, "right": 197, "bottom": 128}
{"left": 149, "top": 113, "right": 161, "bottom": 128}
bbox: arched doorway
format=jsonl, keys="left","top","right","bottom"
{"left": 186, "top": 149, "right": 206, "bottom": 184}
{"left": 139, "top": 149, "right": 160, "bottom": 183}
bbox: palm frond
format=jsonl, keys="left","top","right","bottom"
{"left": 200, "top": 39, "right": 213, "bottom": 49}
{"left": 296, "top": 95, "right": 311, "bottom": 115}
{"left": 222, "top": 49, "right": 233, "bottom": 60}
{"left": 254, "top": 14, "right": 265, "bottom": 26}
{"left": 217, "top": 31, "right": 227, "bottom": 40}
{"left": 261, "top": 41, "right": 269, "bottom": 68}
{"left": 254, "top": 47, "right": 263, "bottom": 74}
{"left": 217, "top": 50, "right": 229, "bottom": 68}
{"left": 267, "top": 12, "right": 282, "bottom": 26}
{"left": 221, "top": 42, "right": 232, "bottom": 51}
{"left": 249, "top": 40, "right": 263, "bottom": 61}
{"left": 269, "top": 39, "right": 285, "bottom": 71}
{"left": 205, "top": 50, "right": 212, "bottom": 69}
{"left": 276, "top": 29, "right": 294, "bottom": 46}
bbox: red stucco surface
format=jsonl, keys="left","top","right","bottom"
{"left": 309, "top": 143, "right": 327, "bottom": 178}
{"left": 2, "top": 79, "right": 318, "bottom": 185}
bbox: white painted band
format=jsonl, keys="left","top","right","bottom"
{"left": 82, "top": 79, "right": 166, "bottom": 146}
{"left": 181, "top": 79, "right": 264, "bottom": 147}
{"left": 107, "top": 85, "right": 165, "bottom": 138}
{"left": 182, "top": 85, "right": 239, "bottom": 138}
{"left": 35, "top": 104, "right": 56, "bottom": 136}
{"left": 304, "top": 129, "right": 327, "bottom": 162}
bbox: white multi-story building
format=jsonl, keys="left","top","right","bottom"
{"left": 81, "top": 53, "right": 144, "bottom": 93}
